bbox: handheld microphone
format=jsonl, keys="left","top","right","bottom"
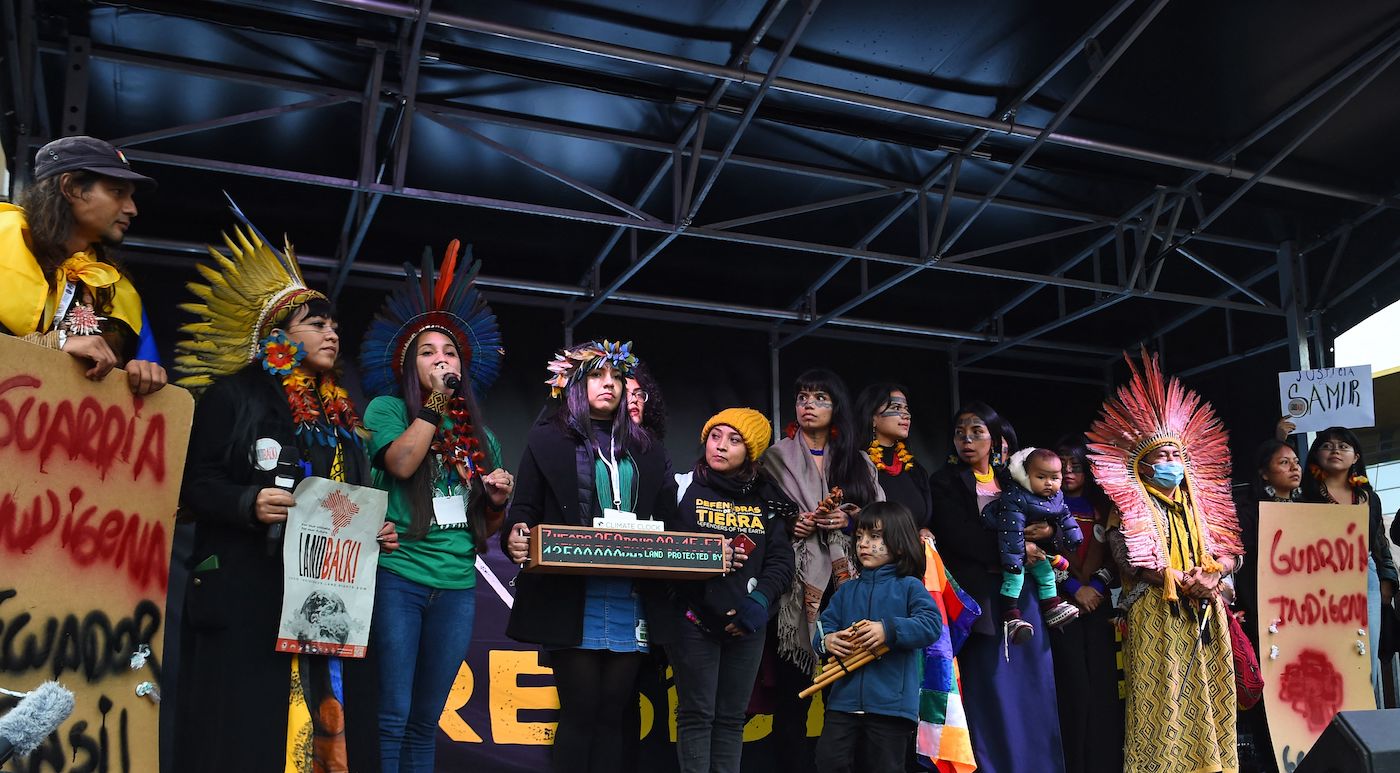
{"left": 443, "top": 372, "right": 461, "bottom": 391}
{"left": 0, "top": 681, "right": 75, "bottom": 764}
{"left": 266, "top": 445, "right": 304, "bottom": 556}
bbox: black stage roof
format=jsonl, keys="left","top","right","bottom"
{"left": 5, "top": 0, "right": 1399, "bottom": 460}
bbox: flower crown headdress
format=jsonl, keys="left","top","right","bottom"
{"left": 360, "top": 239, "right": 503, "bottom": 399}
{"left": 544, "top": 340, "right": 637, "bottom": 398}
{"left": 175, "top": 194, "right": 325, "bottom": 395}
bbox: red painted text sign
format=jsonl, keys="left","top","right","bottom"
{"left": 1257, "top": 502, "right": 1374, "bottom": 772}
{"left": 0, "top": 335, "right": 193, "bottom": 773}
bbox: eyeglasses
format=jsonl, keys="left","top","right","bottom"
{"left": 1319, "top": 442, "right": 1353, "bottom": 453}
{"left": 627, "top": 390, "right": 649, "bottom": 404}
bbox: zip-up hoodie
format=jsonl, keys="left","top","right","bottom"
{"left": 814, "top": 564, "right": 940, "bottom": 722}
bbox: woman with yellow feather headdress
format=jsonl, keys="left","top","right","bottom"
{"left": 1089, "top": 349, "right": 1243, "bottom": 773}
{"left": 172, "top": 198, "right": 397, "bottom": 773}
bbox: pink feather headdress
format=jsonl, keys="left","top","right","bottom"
{"left": 1086, "top": 348, "right": 1242, "bottom": 570}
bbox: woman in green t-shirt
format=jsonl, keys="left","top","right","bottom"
{"left": 358, "top": 242, "right": 512, "bottom": 773}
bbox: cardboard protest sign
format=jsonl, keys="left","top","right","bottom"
{"left": 1278, "top": 365, "right": 1374, "bottom": 434}
{"left": 1256, "top": 502, "right": 1375, "bottom": 771}
{"left": 277, "top": 477, "right": 386, "bottom": 658}
{"left": 0, "top": 335, "right": 193, "bottom": 772}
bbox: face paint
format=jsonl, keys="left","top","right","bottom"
{"left": 856, "top": 525, "right": 892, "bottom": 569}
{"left": 878, "top": 398, "right": 911, "bottom": 418}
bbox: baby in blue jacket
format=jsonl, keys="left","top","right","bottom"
{"left": 813, "top": 502, "right": 940, "bottom": 773}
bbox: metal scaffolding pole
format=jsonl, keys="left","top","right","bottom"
{"left": 775, "top": 0, "right": 1143, "bottom": 310}
{"left": 48, "top": 39, "right": 1279, "bottom": 255}
{"left": 775, "top": 0, "right": 1173, "bottom": 347}
{"left": 964, "top": 22, "right": 1400, "bottom": 334}
{"left": 1155, "top": 37, "right": 1400, "bottom": 259}
{"left": 574, "top": 0, "right": 791, "bottom": 286}
{"left": 1277, "top": 241, "right": 1311, "bottom": 372}
{"left": 570, "top": 0, "right": 823, "bottom": 325}
{"left": 308, "top": 0, "right": 1400, "bottom": 208}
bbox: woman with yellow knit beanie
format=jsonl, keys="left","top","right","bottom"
{"left": 650, "top": 407, "right": 797, "bottom": 773}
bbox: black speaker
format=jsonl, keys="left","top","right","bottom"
{"left": 1294, "top": 709, "right": 1400, "bottom": 773}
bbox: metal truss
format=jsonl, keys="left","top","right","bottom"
{"left": 7, "top": 0, "right": 1399, "bottom": 389}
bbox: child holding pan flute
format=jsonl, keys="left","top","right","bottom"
{"left": 813, "top": 502, "right": 941, "bottom": 773}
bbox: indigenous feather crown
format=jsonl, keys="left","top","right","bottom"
{"left": 359, "top": 239, "right": 503, "bottom": 399}
{"left": 1086, "top": 348, "right": 1241, "bottom": 572}
{"left": 174, "top": 195, "right": 325, "bottom": 394}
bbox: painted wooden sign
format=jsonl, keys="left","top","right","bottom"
{"left": 0, "top": 335, "right": 193, "bottom": 772}
{"left": 1256, "top": 501, "right": 1374, "bottom": 772}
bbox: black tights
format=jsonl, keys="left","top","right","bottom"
{"left": 549, "top": 648, "right": 644, "bottom": 773}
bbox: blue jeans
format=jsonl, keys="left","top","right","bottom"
{"left": 374, "top": 567, "right": 477, "bottom": 773}
{"left": 665, "top": 621, "right": 767, "bottom": 773}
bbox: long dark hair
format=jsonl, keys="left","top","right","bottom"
{"left": 1054, "top": 434, "right": 1114, "bottom": 516}
{"left": 946, "top": 401, "right": 1019, "bottom": 467}
{"left": 855, "top": 501, "right": 925, "bottom": 578}
{"left": 855, "top": 381, "right": 910, "bottom": 442}
{"left": 1301, "top": 426, "right": 1372, "bottom": 504}
{"left": 1248, "top": 438, "right": 1298, "bottom": 503}
{"left": 631, "top": 361, "right": 668, "bottom": 441}
{"left": 396, "top": 329, "right": 493, "bottom": 548}
{"left": 792, "top": 368, "right": 876, "bottom": 507}
{"left": 17, "top": 171, "right": 119, "bottom": 315}
{"left": 553, "top": 365, "right": 651, "bottom": 457}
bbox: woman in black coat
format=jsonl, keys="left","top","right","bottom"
{"left": 175, "top": 296, "right": 396, "bottom": 773}
{"left": 927, "top": 401, "right": 1064, "bottom": 773}
{"left": 502, "top": 341, "right": 677, "bottom": 773}
{"left": 857, "top": 382, "right": 930, "bottom": 533}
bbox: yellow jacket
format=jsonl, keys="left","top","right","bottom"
{"left": 0, "top": 203, "right": 142, "bottom": 336}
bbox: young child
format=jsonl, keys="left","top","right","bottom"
{"left": 813, "top": 502, "right": 940, "bottom": 773}
{"left": 982, "top": 447, "right": 1083, "bottom": 644}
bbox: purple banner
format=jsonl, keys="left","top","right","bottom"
{"left": 434, "top": 548, "right": 814, "bottom": 770}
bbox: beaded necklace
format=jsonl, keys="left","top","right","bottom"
{"left": 431, "top": 395, "right": 486, "bottom": 488}
{"left": 280, "top": 367, "right": 363, "bottom": 448}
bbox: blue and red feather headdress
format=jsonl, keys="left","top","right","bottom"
{"left": 359, "top": 239, "right": 503, "bottom": 399}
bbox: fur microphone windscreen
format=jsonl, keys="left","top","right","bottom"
{"left": 0, "top": 681, "right": 75, "bottom": 761}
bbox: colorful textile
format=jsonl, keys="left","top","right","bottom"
{"left": 1122, "top": 589, "right": 1237, "bottom": 773}
{"left": 916, "top": 538, "right": 980, "bottom": 773}
{"left": 763, "top": 434, "right": 876, "bottom": 673}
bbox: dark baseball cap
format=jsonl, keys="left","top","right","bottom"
{"left": 33, "top": 135, "right": 156, "bottom": 188}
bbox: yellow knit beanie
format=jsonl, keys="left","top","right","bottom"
{"left": 700, "top": 408, "right": 772, "bottom": 461}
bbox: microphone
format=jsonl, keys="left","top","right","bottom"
{"left": 0, "top": 681, "right": 75, "bottom": 763}
{"left": 266, "top": 445, "right": 304, "bottom": 556}
{"left": 443, "top": 372, "right": 461, "bottom": 391}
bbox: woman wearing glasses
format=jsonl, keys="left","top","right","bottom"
{"left": 1301, "top": 427, "right": 1397, "bottom": 707}
{"left": 760, "top": 368, "right": 883, "bottom": 772}
{"left": 928, "top": 402, "right": 1064, "bottom": 773}
{"left": 626, "top": 361, "right": 673, "bottom": 473}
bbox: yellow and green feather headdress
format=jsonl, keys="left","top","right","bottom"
{"left": 174, "top": 196, "right": 326, "bottom": 394}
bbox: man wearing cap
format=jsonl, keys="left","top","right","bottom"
{"left": 1, "top": 135, "right": 165, "bottom": 394}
